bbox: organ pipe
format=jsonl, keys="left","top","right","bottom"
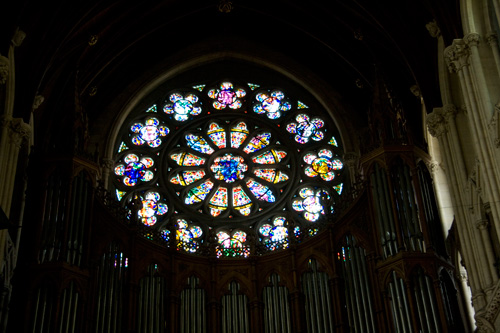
{"left": 180, "top": 276, "right": 206, "bottom": 333}
{"left": 339, "top": 236, "right": 376, "bottom": 332}
{"left": 263, "top": 274, "right": 291, "bottom": 333}
{"left": 222, "top": 281, "right": 249, "bottom": 333}
{"left": 302, "top": 259, "right": 334, "bottom": 333}
{"left": 95, "top": 243, "right": 127, "bottom": 333}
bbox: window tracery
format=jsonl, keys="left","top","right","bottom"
{"left": 112, "top": 79, "right": 345, "bottom": 257}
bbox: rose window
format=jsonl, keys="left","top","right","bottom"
{"left": 253, "top": 90, "right": 291, "bottom": 119}
{"left": 113, "top": 79, "right": 345, "bottom": 257}
{"left": 303, "top": 149, "right": 343, "bottom": 181}
{"left": 163, "top": 93, "right": 202, "bottom": 121}
{"left": 208, "top": 82, "right": 246, "bottom": 110}
{"left": 114, "top": 153, "right": 154, "bottom": 186}
{"left": 286, "top": 113, "right": 325, "bottom": 143}
{"left": 168, "top": 121, "right": 289, "bottom": 218}
{"left": 130, "top": 117, "right": 169, "bottom": 147}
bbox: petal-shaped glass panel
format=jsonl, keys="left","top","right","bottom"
{"left": 233, "top": 186, "right": 252, "bottom": 216}
{"left": 231, "top": 122, "right": 249, "bottom": 148}
{"left": 186, "top": 134, "right": 215, "bottom": 154}
{"left": 246, "top": 179, "right": 275, "bottom": 202}
{"left": 171, "top": 152, "right": 205, "bottom": 166}
{"left": 207, "top": 122, "right": 226, "bottom": 148}
{"left": 185, "top": 180, "right": 214, "bottom": 204}
{"left": 243, "top": 132, "right": 271, "bottom": 153}
{"left": 252, "top": 149, "right": 287, "bottom": 164}
{"left": 170, "top": 170, "right": 205, "bottom": 186}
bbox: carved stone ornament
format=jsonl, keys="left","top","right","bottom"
{"left": 426, "top": 109, "right": 447, "bottom": 137}
{"left": 0, "top": 55, "right": 9, "bottom": 85}
{"left": 487, "top": 32, "right": 498, "bottom": 47}
{"left": 464, "top": 32, "right": 481, "bottom": 47}
{"left": 476, "top": 315, "right": 495, "bottom": 333}
{"left": 425, "top": 20, "right": 441, "bottom": 38}
{"left": 343, "top": 152, "right": 359, "bottom": 166}
{"left": 444, "top": 45, "right": 458, "bottom": 74}
{"left": 218, "top": 0, "right": 233, "bottom": 13}
{"left": 8, "top": 118, "right": 31, "bottom": 147}
{"left": 409, "top": 85, "right": 420, "bottom": 97}
{"left": 484, "top": 283, "right": 500, "bottom": 324}
{"left": 101, "top": 158, "right": 114, "bottom": 170}
{"left": 443, "top": 104, "right": 457, "bottom": 120}
{"left": 427, "top": 161, "right": 439, "bottom": 174}
{"left": 11, "top": 30, "right": 26, "bottom": 47}
{"left": 32, "top": 95, "right": 44, "bottom": 110}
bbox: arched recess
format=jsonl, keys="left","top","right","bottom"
{"left": 102, "top": 51, "right": 356, "bottom": 167}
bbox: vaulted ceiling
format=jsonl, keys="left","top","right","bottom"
{"left": 2, "top": 0, "right": 461, "bottom": 154}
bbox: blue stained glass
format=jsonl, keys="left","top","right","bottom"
{"left": 186, "top": 134, "right": 215, "bottom": 154}
{"left": 211, "top": 154, "right": 247, "bottom": 183}
{"left": 124, "top": 162, "right": 146, "bottom": 180}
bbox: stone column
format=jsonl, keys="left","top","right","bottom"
{"left": 486, "top": 33, "right": 500, "bottom": 78}
{"left": 426, "top": 108, "right": 481, "bottom": 296}
{"left": 476, "top": 219, "right": 497, "bottom": 286}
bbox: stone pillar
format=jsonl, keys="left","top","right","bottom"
{"left": 426, "top": 108, "right": 482, "bottom": 296}
{"left": 486, "top": 33, "right": 500, "bottom": 78}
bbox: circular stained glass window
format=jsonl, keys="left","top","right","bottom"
{"left": 113, "top": 80, "right": 345, "bottom": 257}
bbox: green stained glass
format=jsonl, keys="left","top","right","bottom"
{"left": 146, "top": 104, "right": 157, "bottom": 112}
{"left": 185, "top": 180, "right": 214, "bottom": 204}
{"left": 118, "top": 142, "right": 129, "bottom": 153}
{"left": 328, "top": 136, "right": 338, "bottom": 147}
{"left": 297, "top": 101, "right": 308, "bottom": 109}
{"left": 192, "top": 84, "right": 206, "bottom": 92}
{"left": 247, "top": 83, "right": 260, "bottom": 90}
{"left": 333, "top": 183, "right": 343, "bottom": 195}
{"left": 116, "top": 190, "right": 126, "bottom": 201}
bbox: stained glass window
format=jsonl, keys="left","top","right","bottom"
{"left": 113, "top": 79, "right": 345, "bottom": 258}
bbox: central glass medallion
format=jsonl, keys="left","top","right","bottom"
{"left": 210, "top": 153, "right": 248, "bottom": 183}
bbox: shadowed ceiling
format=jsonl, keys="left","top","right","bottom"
{"left": 2, "top": 0, "right": 461, "bottom": 154}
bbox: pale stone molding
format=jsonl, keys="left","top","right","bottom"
{"left": 425, "top": 20, "right": 441, "bottom": 38}
{"left": 0, "top": 55, "right": 8, "bottom": 85}
{"left": 426, "top": 108, "right": 447, "bottom": 137}
{"left": 32, "top": 95, "right": 44, "bottom": 110}
{"left": 218, "top": 0, "right": 233, "bottom": 13}
{"left": 11, "top": 30, "right": 25, "bottom": 47}
{"left": 8, "top": 118, "right": 31, "bottom": 147}
{"left": 476, "top": 280, "right": 500, "bottom": 332}
{"left": 409, "top": 84, "right": 420, "bottom": 97}
{"left": 476, "top": 219, "right": 489, "bottom": 230}
{"left": 101, "top": 158, "right": 114, "bottom": 170}
{"left": 88, "top": 35, "right": 98, "bottom": 46}
{"left": 464, "top": 32, "right": 481, "bottom": 47}
{"left": 426, "top": 161, "right": 440, "bottom": 174}
{"left": 443, "top": 104, "right": 458, "bottom": 120}
{"left": 487, "top": 32, "right": 498, "bottom": 47}
{"left": 490, "top": 104, "right": 500, "bottom": 147}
